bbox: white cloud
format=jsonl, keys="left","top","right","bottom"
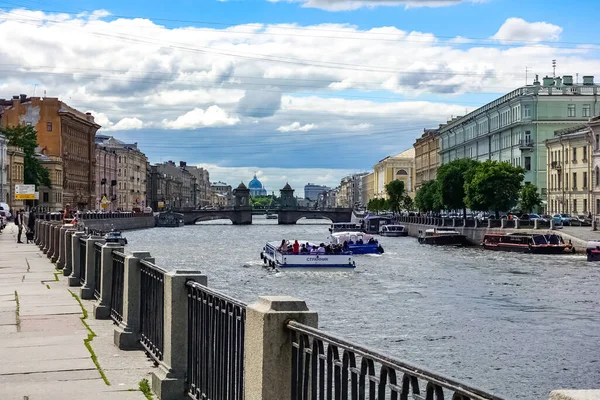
{"left": 267, "top": 0, "right": 482, "bottom": 11}
{"left": 161, "top": 106, "right": 240, "bottom": 129}
{"left": 276, "top": 122, "right": 316, "bottom": 132}
{"left": 492, "top": 18, "right": 562, "bottom": 43}
{"left": 112, "top": 117, "right": 144, "bottom": 131}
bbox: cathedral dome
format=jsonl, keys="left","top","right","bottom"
{"left": 248, "top": 174, "right": 264, "bottom": 189}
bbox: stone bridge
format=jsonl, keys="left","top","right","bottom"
{"left": 179, "top": 209, "right": 254, "bottom": 225}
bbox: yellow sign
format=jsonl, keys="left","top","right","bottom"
{"left": 101, "top": 196, "right": 110, "bottom": 204}
{"left": 101, "top": 203, "right": 109, "bottom": 209}
{"left": 15, "top": 193, "right": 35, "bottom": 200}
{"left": 158, "top": 201, "right": 165, "bottom": 209}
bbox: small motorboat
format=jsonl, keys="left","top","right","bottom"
{"left": 482, "top": 233, "right": 574, "bottom": 254}
{"left": 104, "top": 230, "right": 128, "bottom": 246}
{"left": 329, "top": 222, "right": 362, "bottom": 233}
{"left": 260, "top": 240, "right": 355, "bottom": 269}
{"left": 418, "top": 228, "right": 468, "bottom": 246}
{"left": 330, "top": 231, "right": 384, "bottom": 254}
{"left": 156, "top": 211, "right": 185, "bottom": 227}
{"left": 265, "top": 212, "right": 278, "bottom": 220}
{"left": 586, "top": 241, "right": 600, "bottom": 261}
{"left": 379, "top": 224, "right": 408, "bottom": 237}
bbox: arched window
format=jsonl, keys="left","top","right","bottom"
{"left": 396, "top": 169, "right": 408, "bottom": 176}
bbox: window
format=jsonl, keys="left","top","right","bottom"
{"left": 583, "top": 146, "right": 588, "bottom": 161}
{"left": 597, "top": 135, "right": 600, "bottom": 151}
{"left": 573, "top": 199, "right": 577, "bottom": 213}
{"left": 583, "top": 104, "right": 591, "bottom": 118}
{"left": 597, "top": 167, "right": 600, "bottom": 186}
{"left": 564, "top": 148, "right": 568, "bottom": 164}
{"left": 573, "top": 147, "right": 577, "bottom": 162}
{"left": 43, "top": 192, "right": 49, "bottom": 202}
{"left": 584, "top": 172, "right": 588, "bottom": 188}
{"left": 568, "top": 104, "right": 576, "bottom": 117}
{"left": 584, "top": 199, "right": 588, "bottom": 213}
{"left": 46, "top": 122, "right": 52, "bottom": 132}
{"left": 565, "top": 173, "right": 569, "bottom": 188}
{"left": 525, "top": 156, "right": 531, "bottom": 171}
{"left": 573, "top": 172, "right": 577, "bottom": 189}
{"left": 524, "top": 105, "right": 531, "bottom": 118}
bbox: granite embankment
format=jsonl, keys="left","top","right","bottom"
{"left": 79, "top": 215, "right": 155, "bottom": 232}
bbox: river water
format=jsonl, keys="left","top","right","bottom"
{"left": 125, "top": 216, "right": 600, "bottom": 399}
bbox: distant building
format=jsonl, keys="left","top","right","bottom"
{"left": 211, "top": 181, "right": 233, "bottom": 206}
{"left": 336, "top": 173, "right": 369, "bottom": 208}
{"left": 373, "top": 148, "right": 416, "bottom": 199}
{"left": 37, "top": 154, "right": 63, "bottom": 212}
{"left": 151, "top": 161, "right": 195, "bottom": 209}
{"left": 414, "top": 128, "right": 441, "bottom": 191}
{"left": 188, "top": 166, "right": 211, "bottom": 207}
{"left": 6, "top": 145, "right": 24, "bottom": 210}
{"left": 360, "top": 172, "right": 374, "bottom": 206}
{"left": 0, "top": 133, "right": 7, "bottom": 203}
{"left": 304, "top": 183, "right": 331, "bottom": 201}
{"left": 94, "top": 145, "right": 118, "bottom": 211}
{"left": 149, "top": 164, "right": 182, "bottom": 211}
{"left": 248, "top": 174, "right": 267, "bottom": 196}
{"left": 589, "top": 116, "right": 600, "bottom": 215}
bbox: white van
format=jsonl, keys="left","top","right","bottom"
{"left": 0, "top": 203, "right": 10, "bottom": 218}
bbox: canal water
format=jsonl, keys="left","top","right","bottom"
{"left": 125, "top": 216, "right": 600, "bottom": 399}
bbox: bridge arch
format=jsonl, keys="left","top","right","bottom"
{"left": 192, "top": 216, "right": 234, "bottom": 224}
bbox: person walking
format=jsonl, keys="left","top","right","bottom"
{"left": 15, "top": 210, "right": 23, "bottom": 244}
{"left": 28, "top": 209, "right": 36, "bottom": 235}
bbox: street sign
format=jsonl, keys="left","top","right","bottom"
{"left": 34, "top": 192, "right": 39, "bottom": 200}
{"left": 158, "top": 201, "right": 165, "bottom": 209}
{"left": 14, "top": 184, "right": 35, "bottom": 200}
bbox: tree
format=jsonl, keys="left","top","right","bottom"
{"left": 415, "top": 180, "right": 442, "bottom": 212}
{"left": 385, "top": 180, "right": 405, "bottom": 213}
{"left": 464, "top": 160, "right": 524, "bottom": 219}
{"left": 520, "top": 183, "right": 542, "bottom": 213}
{"left": 367, "top": 198, "right": 387, "bottom": 214}
{"left": 0, "top": 125, "right": 51, "bottom": 188}
{"left": 436, "top": 158, "right": 480, "bottom": 218}
{"left": 402, "top": 195, "right": 413, "bottom": 211}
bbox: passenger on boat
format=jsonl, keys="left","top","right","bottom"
{"left": 317, "top": 243, "right": 326, "bottom": 254}
{"left": 368, "top": 237, "right": 376, "bottom": 244}
{"left": 293, "top": 240, "right": 300, "bottom": 254}
{"left": 357, "top": 238, "right": 364, "bottom": 244}
{"left": 300, "top": 244, "right": 309, "bottom": 254}
{"left": 305, "top": 242, "right": 312, "bottom": 252}
{"left": 343, "top": 240, "right": 349, "bottom": 251}
{"left": 279, "top": 240, "right": 288, "bottom": 253}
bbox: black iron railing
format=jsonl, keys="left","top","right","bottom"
{"left": 110, "top": 251, "right": 126, "bottom": 324}
{"left": 186, "top": 281, "right": 246, "bottom": 400}
{"left": 93, "top": 242, "right": 103, "bottom": 300}
{"left": 79, "top": 237, "right": 87, "bottom": 285}
{"left": 288, "top": 321, "right": 504, "bottom": 400}
{"left": 140, "top": 259, "right": 166, "bottom": 363}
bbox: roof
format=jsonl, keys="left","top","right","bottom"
{"left": 282, "top": 182, "right": 293, "bottom": 190}
{"left": 392, "top": 148, "right": 415, "bottom": 159}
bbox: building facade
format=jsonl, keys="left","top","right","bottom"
{"left": 210, "top": 182, "right": 232, "bottom": 207}
{"left": 6, "top": 145, "right": 24, "bottom": 210}
{"left": 336, "top": 176, "right": 351, "bottom": 208}
{"left": 414, "top": 128, "right": 441, "bottom": 190}
{"left": 360, "top": 172, "right": 374, "bottom": 206}
{"left": 150, "top": 161, "right": 196, "bottom": 209}
{"left": 149, "top": 164, "right": 182, "bottom": 211}
{"left": 373, "top": 148, "right": 416, "bottom": 199}
{"left": 248, "top": 175, "right": 267, "bottom": 197}
{"left": 188, "top": 166, "right": 211, "bottom": 207}
{"left": 0, "top": 134, "right": 7, "bottom": 203}
{"left": 1, "top": 95, "right": 100, "bottom": 209}
{"left": 546, "top": 126, "right": 592, "bottom": 216}
{"left": 304, "top": 183, "right": 331, "bottom": 201}
{"left": 438, "top": 75, "right": 600, "bottom": 204}
{"left": 37, "top": 155, "right": 63, "bottom": 212}
{"left": 95, "top": 145, "right": 118, "bottom": 211}
{"left": 586, "top": 116, "right": 600, "bottom": 216}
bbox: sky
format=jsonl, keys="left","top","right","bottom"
{"left": 1, "top": 0, "right": 600, "bottom": 192}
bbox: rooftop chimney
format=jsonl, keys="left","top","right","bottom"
{"left": 180, "top": 161, "right": 187, "bottom": 168}
{"left": 19, "top": 94, "right": 26, "bottom": 102}
{"left": 542, "top": 76, "right": 555, "bottom": 87}
{"left": 562, "top": 75, "right": 573, "bottom": 86}
{"left": 583, "top": 76, "right": 595, "bottom": 86}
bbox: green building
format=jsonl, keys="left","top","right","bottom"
{"left": 438, "top": 75, "right": 600, "bottom": 210}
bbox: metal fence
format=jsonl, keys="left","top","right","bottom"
{"left": 140, "top": 259, "right": 166, "bottom": 363}
{"left": 186, "top": 281, "right": 246, "bottom": 400}
{"left": 111, "top": 251, "right": 126, "bottom": 324}
{"left": 93, "top": 242, "right": 103, "bottom": 300}
{"left": 288, "top": 321, "right": 504, "bottom": 400}
{"left": 79, "top": 237, "right": 87, "bottom": 285}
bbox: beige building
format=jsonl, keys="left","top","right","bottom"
{"left": 360, "top": 172, "right": 375, "bottom": 206}
{"left": 373, "top": 148, "right": 416, "bottom": 199}
{"left": 336, "top": 176, "right": 351, "bottom": 208}
{"left": 586, "top": 116, "right": 600, "bottom": 216}
{"left": 37, "top": 155, "right": 63, "bottom": 211}
{"left": 546, "top": 125, "right": 592, "bottom": 216}
{"left": 414, "top": 128, "right": 441, "bottom": 191}
{"left": 7, "top": 145, "right": 25, "bottom": 210}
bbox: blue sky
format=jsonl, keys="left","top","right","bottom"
{"left": 1, "top": 0, "right": 600, "bottom": 190}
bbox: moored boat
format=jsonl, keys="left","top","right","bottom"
{"left": 265, "top": 212, "right": 278, "bottom": 220}
{"left": 156, "top": 211, "right": 185, "bottom": 227}
{"left": 585, "top": 241, "right": 600, "bottom": 261}
{"left": 330, "top": 231, "right": 384, "bottom": 254}
{"left": 104, "top": 230, "right": 128, "bottom": 246}
{"left": 379, "top": 224, "right": 408, "bottom": 237}
{"left": 260, "top": 240, "right": 355, "bottom": 269}
{"left": 329, "top": 222, "right": 362, "bottom": 233}
{"left": 418, "top": 228, "right": 468, "bottom": 246}
{"left": 482, "top": 233, "right": 575, "bottom": 254}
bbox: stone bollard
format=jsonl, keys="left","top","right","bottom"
{"left": 487, "top": 219, "right": 493, "bottom": 228}
{"left": 51, "top": 224, "right": 61, "bottom": 263}
{"left": 114, "top": 252, "right": 153, "bottom": 350}
{"left": 80, "top": 237, "right": 105, "bottom": 300}
{"left": 550, "top": 219, "right": 555, "bottom": 230}
{"left": 93, "top": 243, "right": 125, "bottom": 319}
{"left": 534, "top": 219, "right": 540, "bottom": 230}
{"left": 57, "top": 224, "right": 72, "bottom": 269}
{"left": 63, "top": 229, "right": 76, "bottom": 276}
{"left": 68, "top": 232, "right": 87, "bottom": 287}
{"left": 593, "top": 219, "right": 597, "bottom": 231}
{"left": 36, "top": 221, "right": 43, "bottom": 248}
{"left": 47, "top": 223, "right": 57, "bottom": 258}
{"left": 500, "top": 219, "right": 507, "bottom": 229}
{"left": 244, "top": 296, "right": 319, "bottom": 400}
{"left": 34, "top": 219, "right": 40, "bottom": 243}
{"left": 515, "top": 219, "right": 520, "bottom": 229}
{"left": 151, "top": 270, "right": 208, "bottom": 400}
{"left": 42, "top": 222, "right": 51, "bottom": 254}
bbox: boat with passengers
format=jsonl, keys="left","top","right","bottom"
{"left": 379, "top": 224, "right": 408, "bottom": 237}
{"left": 586, "top": 241, "right": 600, "bottom": 261}
{"left": 260, "top": 240, "right": 355, "bottom": 269}
{"left": 329, "top": 222, "right": 362, "bottom": 233}
{"left": 418, "top": 227, "right": 468, "bottom": 246}
{"left": 482, "top": 233, "right": 575, "bottom": 254}
{"left": 330, "top": 231, "right": 384, "bottom": 254}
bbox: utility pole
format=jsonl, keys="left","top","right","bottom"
{"left": 552, "top": 59, "right": 557, "bottom": 78}
{"left": 525, "top": 66, "right": 531, "bottom": 85}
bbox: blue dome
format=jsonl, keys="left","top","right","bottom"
{"left": 248, "top": 175, "right": 263, "bottom": 189}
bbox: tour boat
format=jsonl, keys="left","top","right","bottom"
{"left": 482, "top": 233, "right": 575, "bottom": 254}
{"left": 103, "top": 230, "right": 128, "bottom": 246}
{"left": 329, "top": 222, "right": 362, "bottom": 233}
{"left": 260, "top": 240, "right": 355, "bottom": 269}
{"left": 329, "top": 231, "right": 384, "bottom": 254}
{"left": 586, "top": 241, "right": 600, "bottom": 261}
{"left": 379, "top": 224, "right": 408, "bottom": 237}
{"left": 156, "top": 211, "right": 185, "bottom": 227}
{"left": 418, "top": 228, "right": 468, "bottom": 246}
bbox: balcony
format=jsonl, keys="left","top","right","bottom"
{"left": 519, "top": 139, "right": 534, "bottom": 150}
{"left": 551, "top": 161, "right": 562, "bottom": 170}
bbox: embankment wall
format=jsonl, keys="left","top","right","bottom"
{"left": 81, "top": 215, "right": 156, "bottom": 232}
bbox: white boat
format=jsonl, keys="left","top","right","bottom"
{"left": 379, "top": 224, "right": 408, "bottom": 237}
{"left": 260, "top": 240, "right": 355, "bottom": 269}
{"left": 329, "top": 222, "right": 362, "bottom": 233}
{"left": 418, "top": 228, "right": 468, "bottom": 246}
{"left": 330, "top": 231, "right": 384, "bottom": 254}
{"left": 265, "top": 213, "right": 278, "bottom": 219}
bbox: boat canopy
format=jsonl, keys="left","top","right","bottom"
{"left": 587, "top": 241, "right": 600, "bottom": 250}
{"left": 382, "top": 225, "right": 405, "bottom": 231}
{"left": 330, "top": 231, "right": 373, "bottom": 244}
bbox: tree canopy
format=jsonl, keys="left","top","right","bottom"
{"left": 367, "top": 198, "right": 387, "bottom": 214}
{"left": 1, "top": 124, "right": 51, "bottom": 188}
{"left": 414, "top": 180, "right": 442, "bottom": 212}
{"left": 519, "top": 182, "right": 542, "bottom": 213}
{"left": 436, "top": 158, "right": 479, "bottom": 218}
{"left": 464, "top": 160, "right": 524, "bottom": 218}
{"left": 385, "top": 179, "right": 405, "bottom": 213}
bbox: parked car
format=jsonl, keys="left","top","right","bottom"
{"left": 552, "top": 214, "right": 574, "bottom": 226}
{"left": 519, "top": 213, "right": 548, "bottom": 222}
{"left": 0, "top": 210, "right": 6, "bottom": 230}
{"left": 575, "top": 215, "right": 592, "bottom": 226}
{"left": 500, "top": 213, "right": 519, "bottom": 220}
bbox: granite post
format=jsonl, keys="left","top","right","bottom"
{"left": 151, "top": 271, "right": 207, "bottom": 400}
{"left": 244, "top": 296, "right": 318, "bottom": 400}
{"left": 51, "top": 224, "right": 61, "bottom": 263}
{"left": 63, "top": 229, "right": 76, "bottom": 276}
{"left": 93, "top": 243, "right": 124, "bottom": 319}
{"left": 68, "top": 231, "right": 86, "bottom": 287}
{"left": 80, "top": 237, "right": 104, "bottom": 300}
{"left": 42, "top": 222, "right": 51, "bottom": 254}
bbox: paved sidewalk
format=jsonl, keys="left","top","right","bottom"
{"left": 0, "top": 225, "right": 154, "bottom": 400}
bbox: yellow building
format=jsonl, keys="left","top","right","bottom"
{"left": 7, "top": 145, "right": 25, "bottom": 210}
{"left": 546, "top": 125, "right": 592, "bottom": 216}
{"left": 336, "top": 176, "right": 351, "bottom": 208}
{"left": 360, "top": 172, "right": 374, "bottom": 206}
{"left": 414, "top": 128, "right": 441, "bottom": 191}
{"left": 38, "top": 155, "right": 64, "bottom": 212}
{"left": 373, "top": 148, "right": 416, "bottom": 199}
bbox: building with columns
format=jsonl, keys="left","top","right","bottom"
{"left": 414, "top": 128, "right": 441, "bottom": 191}
{"left": 587, "top": 116, "right": 600, "bottom": 216}
{"left": 373, "top": 148, "right": 416, "bottom": 199}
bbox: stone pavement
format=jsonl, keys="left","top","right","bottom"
{"left": 0, "top": 225, "right": 154, "bottom": 400}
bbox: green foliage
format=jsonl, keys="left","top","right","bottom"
{"left": 520, "top": 183, "right": 542, "bottom": 213}
{"left": 250, "top": 195, "right": 276, "bottom": 208}
{"left": 139, "top": 379, "right": 153, "bottom": 399}
{"left": 414, "top": 180, "right": 442, "bottom": 212}
{"left": 464, "top": 160, "right": 524, "bottom": 218}
{"left": 1, "top": 124, "right": 51, "bottom": 188}
{"left": 436, "top": 159, "right": 479, "bottom": 217}
{"left": 367, "top": 198, "right": 387, "bottom": 214}
{"left": 385, "top": 180, "right": 405, "bottom": 213}
{"left": 401, "top": 195, "right": 413, "bottom": 211}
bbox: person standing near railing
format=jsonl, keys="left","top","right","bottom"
{"left": 15, "top": 210, "right": 23, "bottom": 244}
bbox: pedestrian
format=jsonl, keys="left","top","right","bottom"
{"left": 15, "top": 210, "right": 23, "bottom": 244}
{"left": 63, "top": 204, "right": 71, "bottom": 223}
{"left": 28, "top": 208, "right": 36, "bottom": 234}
